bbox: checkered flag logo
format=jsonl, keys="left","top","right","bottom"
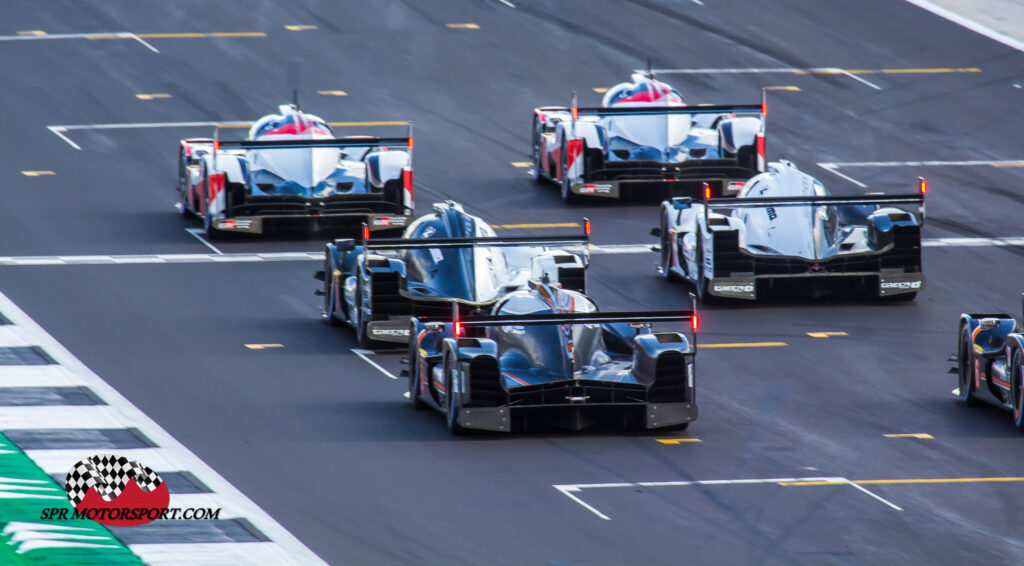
{"left": 64, "top": 454, "right": 164, "bottom": 507}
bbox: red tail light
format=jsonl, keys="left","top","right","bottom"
{"left": 408, "top": 137, "right": 414, "bottom": 149}
{"left": 761, "top": 102, "right": 767, "bottom": 116}
{"left": 584, "top": 219, "right": 591, "bottom": 236}
{"left": 691, "top": 313, "right": 699, "bottom": 332}
{"left": 703, "top": 183, "right": 711, "bottom": 201}
{"left": 454, "top": 321, "right": 462, "bottom": 336}
{"left": 919, "top": 177, "right": 927, "bottom": 194}
{"left": 572, "top": 106, "right": 578, "bottom": 120}
{"left": 362, "top": 225, "right": 370, "bottom": 241}
{"left": 213, "top": 140, "right": 219, "bottom": 154}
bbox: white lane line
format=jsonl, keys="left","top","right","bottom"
{"left": 819, "top": 159, "right": 1024, "bottom": 167}
{"left": 817, "top": 164, "right": 868, "bottom": 188}
{"left": 0, "top": 291, "right": 326, "bottom": 565}
{"left": 5, "top": 235, "right": 1024, "bottom": 268}
{"left": 691, "top": 0, "right": 705, "bottom": 5}
{"left": 903, "top": 0, "right": 1024, "bottom": 53}
{"left": 127, "top": 32, "right": 159, "bottom": 53}
{"left": 846, "top": 480, "right": 904, "bottom": 511}
{"left": 837, "top": 68, "right": 882, "bottom": 90}
{"left": 554, "top": 476, "right": 903, "bottom": 520}
{"left": 0, "top": 32, "right": 126, "bottom": 42}
{"left": 496, "top": 0, "right": 515, "bottom": 7}
{"left": 46, "top": 127, "right": 81, "bottom": 150}
{"left": 553, "top": 486, "right": 611, "bottom": 520}
{"left": 352, "top": 349, "right": 399, "bottom": 380}
{"left": 185, "top": 228, "right": 223, "bottom": 254}
{"left": 46, "top": 121, "right": 252, "bottom": 149}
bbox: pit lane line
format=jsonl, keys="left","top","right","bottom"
{"left": 184, "top": 229, "right": 224, "bottom": 255}
{"left": 818, "top": 159, "right": 1024, "bottom": 187}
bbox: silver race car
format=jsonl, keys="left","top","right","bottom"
{"left": 654, "top": 161, "right": 926, "bottom": 303}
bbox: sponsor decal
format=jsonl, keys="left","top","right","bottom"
{"left": 39, "top": 454, "right": 220, "bottom": 526}
{"left": 217, "top": 219, "right": 252, "bottom": 230}
{"left": 579, "top": 183, "right": 613, "bottom": 194}
{"left": 880, "top": 280, "right": 922, "bottom": 290}
{"left": 727, "top": 181, "right": 744, "bottom": 193}
{"left": 370, "top": 327, "right": 409, "bottom": 337}
{"left": 372, "top": 216, "right": 407, "bottom": 227}
{"left": 713, "top": 284, "right": 754, "bottom": 293}
{"left": 765, "top": 207, "right": 777, "bottom": 221}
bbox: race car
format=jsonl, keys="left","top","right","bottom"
{"left": 177, "top": 104, "right": 413, "bottom": 238}
{"left": 407, "top": 277, "right": 698, "bottom": 434}
{"left": 530, "top": 73, "right": 765, "bottom": 203}
{"left": 654, "top": 160, "right": 926, "bottom": 302}
{"left": 954, "top": 296, "right": 1024, "bottom": 430}
{"left": 315, "top": 201, "right": 590, "bottom": 346}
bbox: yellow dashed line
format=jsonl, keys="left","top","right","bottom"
{"left": 136, "top": 93, "right": 171, "bottom": 100}
{"left": 208, "top": 32, "right": 266, "bottom": 38}
{"left": 880, "top": 67, "right": 981, "bottom": 74}
{"left": 510, "top": 162, "right": 532, "bottom": 168}
{"left": 883, "top": 433, "right": 933, "bottom": 439}
{"left": 16, "top": 30, "right": 46, "bottom": 36}
{"left": 656, "top": 438, "right": 702, "bottom": 444}
{"left": 807, "top": 331, "right": 847, "bottom": 338}
{"left": 245, "top": 344, "right": 284, "bottom": 350}
{"left": 781, "top": 477, "right": 1024, "bottom": 486}
{"left": 318, "top": 90, "right": 348, "bottom": 96}
{"left": 991, "top": 162, "right": 1024, "bottom": 167}
{"left": 21, "top": 171, "right": 55, "bottom": 177}
{"left": 593, "top": 87, "right": 609, "bottom": 93}
{"left": 446, "top": 23, "right": 480, "bottom": 29}
{"left": 764, "top": 85, "right": 800, "bottom": 91}
{"left": 697, "top": 342, "right": 788, "bottom": 348}
{"left": 284, "top": 25, "right": 318, "bottom": 31}
{"left": 491, "top": 223, "right": 581, "bottom": 229}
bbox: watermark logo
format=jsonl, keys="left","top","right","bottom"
{"left": 62, "top": 454, "right": 169, "bottom": 526}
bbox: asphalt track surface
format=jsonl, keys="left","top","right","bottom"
{"left": 1, "top": 1, "right": 1023, "bottom": 564}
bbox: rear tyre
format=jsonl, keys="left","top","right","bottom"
{"left": 324, "top": 258, "right": 342, "bottom": 327}
{"left": 408, "top": 342, "right": 425, "bottom": 410}
{"left": 354, "top": 279, "right": 375, "bottom": 349}
{"left": 560, "top": 154, "right": 582, "bottom": 204}
{"left": 531, "top": 118, "right": 544, "bottom": 184}
{"left": 1012, "top": 350, "right": 1024, "bottom": 431}
{"left": 659, "top": 214, "right": 680, "bottom": 281}
{"left": 444, "top": 354, "right": 466, "bottom": 435}
{"left": 695, "top": 238, "right": 716, "bottom": 305}
{"left": 959, "top": 327, "right": 980, "bottom": 407}
{"left": 202, "top": 208, "right": 221, "bottom": 241}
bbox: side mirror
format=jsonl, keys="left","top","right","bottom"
{"left": 671, "top": 197, "right": 693, "bottom": 210}
{"left": 979, "top": 318, "right": 1000, "bottom": 330}
{"left": 314, "top": 289, "right": 325, "bottom": 296}
{"left": 314, "top": 270, "right": 325, "bottom": 281}
{"left": 649, "top": 227, "right": 661, "bottom": 237}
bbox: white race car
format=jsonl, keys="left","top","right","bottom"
{"left": 654, "top": 161, "right": 926, "bottom": 303}
{"left": 177, "top": 104, "right": 413, "bottom": 238}
{"left": 531, "top": 73, "right": 765, "bottom": 203}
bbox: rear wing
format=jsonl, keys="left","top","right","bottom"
{"left": 536, "top": 104, "right": 762, "bottom": 118}
{"left": 456, "top": 310, "right": 695, "bottom": 326}
{"left": 362, "top": 219, "right": 591, "bottom": 252}
{"left": 701, "top": 178, "right": 928, "bottom": 227}
{"left": 214, "top": 137, "right": 412, "bottom": 150}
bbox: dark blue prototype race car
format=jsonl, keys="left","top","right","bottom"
{"left": 407, "top": 278, "right": 698, "bottom": 434}
{"left": 955, "top": 294, "right": 1024, "bottom": 430}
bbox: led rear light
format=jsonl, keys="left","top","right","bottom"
{"left": 584, "top": 219, "right": 591, "bottom": 236}
{"left": 691, "top": 313, "right": 699, "bottom": 332}
{"left": 919, "top": 177, "right": 927, "bottom": 194}
{"left": 362, "top": 225, "right": 370, "bottom": 241}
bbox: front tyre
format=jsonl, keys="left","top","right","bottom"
{"left": 354, "top": 279, "right": 375, "bottom": 349}
{"left": 408, "top": 337, "right": 425, "bottom": 410}
{"left": 1011, "top": 350, "right": 1024, "bottom": 431}
{"left": 324, "top": 258, "right": 341, "bottom": 327}
{"left": 695, "top": 237, "right": 716, "bottom": 305}
{"left": 560, "top": 153, "right": 581, "bottom": 204}
{"left": 659, "top": 214, "right": 679, "bottom": 281}
{"left": 959, "top": 327, "right": 980, "bottom": 407}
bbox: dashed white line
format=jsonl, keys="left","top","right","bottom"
{"left": 846, "top": 480, "right": 904, "bottom": 511}
{"left": 819, "top": 159, "right": 1024, "bottom": 167}
{"left": 817, "top": 163, "right": 869, "bottom": 188}
{"left": 838, "top": 68, "right": 882, "bottom": 90}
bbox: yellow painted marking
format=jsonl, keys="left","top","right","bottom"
{"left": 16, "top": 30, "right": 46, "bottom": 36}
{"left": 215, "top": 123, "right": 251, "bottom": 128}
{"left": 880, "top": 67, "right": 981, "bottom": 74}
{"left": 327, "top": 121, "right": 409, "bottom": 127}
{"left": 510, "top": 162, "right": 532, "bottom": 168}
{"left": 245, "top": 343, "right": 284, "bottom": 350}
{"left": 135, "top": 93, "right": 172, "bottom": 100}
{"left": 208, "top": 32, "right": 266, "bottom": 38}
{"left": 883, "top": 433, "right": 933, "bottom": 439}
{"left": 697, "top": 342, "right": 788, "bottom": 348}
{"left": 807, "top": 331, "right": 847, "bottom": 338}
{"left": 781, "top": 477, "right": 1024, "bottom": 486}
{"left": 285, "top": 25, "right": 318, "bottom": 31}
{"left": 318, "top": 90, "right": 348, "bottom": 96}
{"left": 446, "top": 23, "right": 480, "bottom": 29}
{"left": 593, "top": 87, "right": 609, "bottom": 93}
{"left": 491, "top": 223, "right": 581, "bottom": 229}
{"left": 991, "top": 162, "right": 1024, "bottom": 167}
{"left": 764, "top": 86, "right": 800, "bottom": 91}
{"left": 21, "top": 171, "right": 55, "bottom": 177}
{"left": 655, "top": 438, "right": 702, "bottom": 444}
